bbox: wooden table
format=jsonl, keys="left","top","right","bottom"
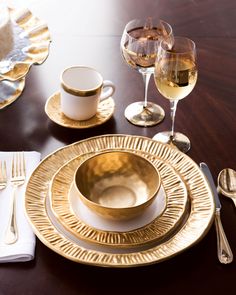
{"left": 1, "top": 0, "right": 236, "bottom": 294}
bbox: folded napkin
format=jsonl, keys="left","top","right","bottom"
{"left": 0, "top": 151, "right": 41, "bottom": 263}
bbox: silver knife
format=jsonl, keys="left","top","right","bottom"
{"left": 200, "top": 162, "right": 233, "bottom": 264}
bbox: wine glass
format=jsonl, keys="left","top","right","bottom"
{"left": 153, "top": 37, "right": 198, "bottom": 153}
{"left": 120, "top": 18, "right": 173, "bottom": 126}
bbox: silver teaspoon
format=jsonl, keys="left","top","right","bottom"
{"left": 218, "top": 168, "right": 236, "bottom": 207}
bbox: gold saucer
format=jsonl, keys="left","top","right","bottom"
{"left": 0, "top": 78, "right": 25, "bottom": 109}
{"left": 49, "top": 152, "right": 188, "bottom": 247}
{"left": 45, "top": 92, "right": 115, "bottom": 129}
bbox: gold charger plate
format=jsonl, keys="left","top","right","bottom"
{"left": 25, "top": 135, "right": 215, "bottom": 267}
{"left": 44, "top": 92, "right": 115, "bottom": 129}
{"left": 49, "top": 153, "right": 188, "bottom": 248}
{"left": 0, "top": 78, "right": 25, "bottom": 109}
{"left": 0, "top": 7, "right": 51, "bottom": 81}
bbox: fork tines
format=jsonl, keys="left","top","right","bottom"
{"left": 12, "top": 152, "right": 25, "bottom": 179}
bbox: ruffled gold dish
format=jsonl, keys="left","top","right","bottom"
{"left": 0, "top": 78, "right": 25, "bottom": 109}
{"left": 49, "top": 153, "right": 188, "bottom": 247}
{"left": 0, "top": 7, "right": 51, "bottom": 81}
{"left": 44, "top": 92, "right": 115, "bottom": 128}
{"left": 25, "top": 135, "right": 215, "bottom": 267}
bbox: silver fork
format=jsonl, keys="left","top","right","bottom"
{"left": 0, "top": 160, "right": 7, "bottom": 190}
{"left": 4, "top": 152, "right": 26, "bottom": 244}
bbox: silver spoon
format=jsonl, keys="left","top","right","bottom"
{"left": 218, "top": 168, "right": 236, "bottom": 207}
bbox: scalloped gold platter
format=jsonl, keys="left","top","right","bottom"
{"left": 25, "top": 135, "right": 215, "bottom": 267}
{"left": 0, "top": 7, "right": 51, "bottom": 81}
{"left": 49, "top": 153, "right": 188, "bottom": 247}
{"left": 45, "top": 92, "right": 115, "bottom": 129}
{"left": 0, "top": 78, "right": 25, "bottom": 109}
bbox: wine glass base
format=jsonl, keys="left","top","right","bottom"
{"left": 153, "top": 131, "right": 191, "bottom": 153}
{"left": 124, "top": 101, "right": 165, "bottom": 127}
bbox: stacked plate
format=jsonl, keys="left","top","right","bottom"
{"left": 25, "top": 135, "right": 215, "bottom": 267}
{"left": 0, "top": 7, "right": 51, "bottom": 109}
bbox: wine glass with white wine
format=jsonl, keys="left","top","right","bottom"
{"left": 121, "top": 18, "right": 173, "bottom": 126}
{"left": 153, "top": 37, "right": 198, "bottom": 153}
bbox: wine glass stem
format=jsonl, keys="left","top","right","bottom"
{"left": 170, "top": 100, "right": 178, "bottom": 138}
{"left": 141, "top": 71, "right": 152, "bottom": 108}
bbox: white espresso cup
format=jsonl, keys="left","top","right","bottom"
{"left": 60, "top": 66, "right": 115, "bottom": 120}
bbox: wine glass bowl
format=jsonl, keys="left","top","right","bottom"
{"left": 153, "top": 37, "right": 198, "bottom": 152}
{"left": 120, "top": 18, "right": 173, "bottom": 126}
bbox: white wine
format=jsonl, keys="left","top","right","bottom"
{"left": 152, "top": 37, "right": 197, "bottom": 153}
{"left": 154, "top": 58, "right": 198, "bottom": 100}
{"left": 122, "top": 27, "right": 161, "bottom": 70}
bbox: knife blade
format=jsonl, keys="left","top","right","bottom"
{"left": 200, "top": 162, "right": 233, "bottom": 264}
{"left": 200, "top": 162, "right": 221, "bottom": 209}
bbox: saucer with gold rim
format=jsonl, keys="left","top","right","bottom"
{"left": 45, "top": 91, "right": 115, "bottom": 129}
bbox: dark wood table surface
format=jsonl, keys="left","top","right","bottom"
{"left": 1, "top": 0, "right": 236, "bottom": 294}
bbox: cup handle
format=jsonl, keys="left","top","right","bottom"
{"left": 100, "top": 80, "right": 115, "bottom": 101}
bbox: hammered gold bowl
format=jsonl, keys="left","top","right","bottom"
{"left": 74, "top": 151, "right": 161, "bottom": 220}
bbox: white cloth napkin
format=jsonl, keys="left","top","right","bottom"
{"left": 0, "top": 151, "right": 41, "bottom": 263}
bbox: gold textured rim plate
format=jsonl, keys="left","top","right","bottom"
{"left": 44, "top": 92, "right": 115, "bottom": 129}
{"left": 25, "top": 135, "right": 215, "bottom": 267}
{"left": 0, "top": 7, "right": 51, "bottom": 81}
{"left": 0, "top": 78, "right": 25, "bottom": 109}
{"left": 49, "top": 153, "right": 188, "bottom": 248}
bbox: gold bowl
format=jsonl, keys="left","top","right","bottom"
{"left": 74, "top": 151, "right": 161, "bottom": 220}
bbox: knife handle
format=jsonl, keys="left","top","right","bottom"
{"left": 215, "top": 211, "right": 233, "bottom": 264}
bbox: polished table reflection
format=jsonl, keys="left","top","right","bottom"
{"left": 1, "top": 0, "right": 236, "bottom": 294}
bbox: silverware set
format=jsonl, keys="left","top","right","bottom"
{"left": 0, "top": 152, "right": 26, "bottom": 245}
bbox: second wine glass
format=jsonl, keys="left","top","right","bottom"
{"left": 121, "top": 18, "right": 173, "bottom": 126}
{"left": 153, "top": 37, "right": 198, "bottom": 153}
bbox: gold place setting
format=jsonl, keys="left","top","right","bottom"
{"left": 24, "top": 134, "right": 216, "bottom": 267}
{"left": 0, "top": 2, "right": 235, "bottom": 274}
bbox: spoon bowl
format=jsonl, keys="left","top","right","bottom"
{"left": 218, "top": 168, "right": 236, "bottom": 207}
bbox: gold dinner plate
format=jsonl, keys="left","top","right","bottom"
{"left": 44, "top": 92, "right": 115, "bottom": 129}
{"left": 0, "top": 7, "right": 51, "bottom": 81}
{"left": 0, "top": 78, "right": 25, "bottom": 109}
{"left": 25, "top": 135, "right": 215, "bottom": 267}
{"left": 49, "top": 153, "right": 188, "bottom": 248}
